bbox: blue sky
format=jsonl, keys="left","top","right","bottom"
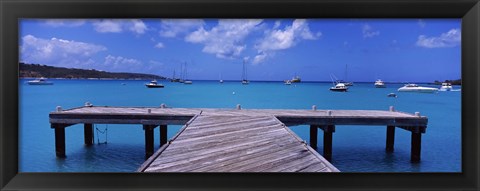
{"left": 20, "top": 19, "right": 461, "bottom": 82}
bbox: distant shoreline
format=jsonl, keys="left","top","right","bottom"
{"left": 18, "top": 78, "right": 462, "bottom": 85}
{"left": 19, "top": 77, "right": 156, "bottom": 80}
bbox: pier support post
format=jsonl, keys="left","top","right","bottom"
{"left": 54, "top": 126, "right": 66, "bottom": 158}
{"left": 320, "top": 125, "right": 335, "bottom": 161}
{"left": 84, "top": 123, "right": 94, "bottom": 146}
{"left": 143, "top": 125, "right": 155, "bottom": 159}
{"left": 310, "top": 125, "right": 318, "bottom": 150}
{"left": 160, "top": 125, "right": 168, "bottom": 146}
{"left": 386, "top": 126, "right": 395, "bottom": 152}
{"left": 411, "top": 129, "right": 422, "bottom": 162}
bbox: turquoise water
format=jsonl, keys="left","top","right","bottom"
{"left": 19, "top": 79, "right": 461, "bottom": 172}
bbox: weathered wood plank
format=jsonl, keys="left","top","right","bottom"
{"left": 163, "top": 128, "right": 286, "bottom": 156}
{"left": 149, "top": 136, "right": 297, "bottom": 172}
{"left": 203, "top": 141, "right": 304, "bottom": 172}
{"left": 152, "top": 131, "right": 291, "bottom": 167}
{"left": 185, "top": 140, "right": 300, "bottom": 172}
{"left": 218, "top": 145, "right": 309, "bottom": 172}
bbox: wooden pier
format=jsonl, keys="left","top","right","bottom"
{"left": 49, "top": 105, "right": 428, "bottom": 172}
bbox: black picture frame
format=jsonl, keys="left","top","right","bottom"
{"left": 1, "top": 0, "right": 479, "bottom": 190}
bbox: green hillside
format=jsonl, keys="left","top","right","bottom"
{"left": 19, "top": 63, "right": 165, "bottom": 80}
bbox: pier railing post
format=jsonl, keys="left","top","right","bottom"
{"left": 143, "top": 125, "right": 155, "bottom": 159}
{"left": 386, "top": 126, "right": 395, "bottom": 152}
{"left": 84, "top": 123, "right": 94, "bottom": 146}
{"left": 160, "top": 125, "right": 167, "bottom": 146}
{"left": 53, "top": 125, "right": 66, "bottom": 158}
{"left": 310, "top": 125, "right": 318, "bottom": 150}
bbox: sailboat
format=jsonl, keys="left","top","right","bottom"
{"left": 329, "top": 74, "right": 348, "bottom": 92}
{"left": 183, "top": 62, "right": 192, "bottom": 84}
{"left": 241, "top": 59, "right": 249, "bottom": 85}
{"left": 336, "top": 64, "right": 353, "bottom": 86}
{"left": 170, "top": 69, "right": 180, "bottom": 82}
{"left": 219, "top": 73, "right": 223, "bottom": 83}
{"left": 178, "top": 63, "right": 185, "bottom": 83}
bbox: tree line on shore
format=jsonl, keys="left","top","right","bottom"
{"left": 19, "top": 63, "right": 165, "bottom": 80}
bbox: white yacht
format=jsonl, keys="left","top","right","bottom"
{"left": 439, "top": 83, "right": 452, "bottom": 91}
{"left": 374, "top": 79, "right": 386, "bottom": 88}
{"left": 330, "top": 83, "right": 348, "bottom": 92}
{"left": 27, "top": 77, "right": 53, "bottom": 85}
{"left": 397, "top": 84, "right": 438, "bottom": 93}
{"left": 145, "top": 80, "right": 164, "bottom": 88}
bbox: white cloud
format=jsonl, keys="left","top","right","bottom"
{"left": 93, "top": 20, "right": 122, "bottom": 33}
{"left": 253, "top": 52, "right": 268, "bottom": 64}
{"left": 416, "top": 28, "right": 461, "bottom": 48}
{"left": 185, "top": 19, "right": 263, "bottom": 59}
{"left": 129, "top": 19, "right": 148, "bottom": 34}
{"left": 93, "top": 19, "right": 147, "bottom": 34}
{"left": 362, "top": 24, "right": 380, "bottom": 38}
{"left": 20, "top": 35, "right": 106, "bottom": 68}
{"left": 43, "top": 19, "right": 86, "bottom": 27}
{"left": 253, "top": 19, "right": 321, "bottom": 64}
{"left": 154, "top": 42, "right": 165, "bottom": 48}
{"left": 159, "top": 19, "right": 205, "bottom": 38}
{"left": 103, "top": 55, "right": 143, "bottom": 72}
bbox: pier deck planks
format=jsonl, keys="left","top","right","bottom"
{"left": 139, "top": 115, "right": 339, "bottom": 172}
{"left": 50, "top": 106, "right": 427, "bottom": 127}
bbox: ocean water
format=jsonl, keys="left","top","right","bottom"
{"left": 19, "top": 79, "right": 461, "bottom": 172}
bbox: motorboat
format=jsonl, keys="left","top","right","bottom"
{"left": 439, "top": 83, "right": 452, "bottom": 91}
{"left": 145, "top": 80, "right": 164, "bottom": 88}
{"left": 184, "top": 80, "right": 192, "bottom": 84}
{"left": 284, "top": 80, "right": 292, "bottom": 85}
{"left": 397, "top": 84, "right": 438, "bottom": 93}
{"left": 27, "top": 77, "right": 53, "bottom": 85}
{"left": 374, "top": 79, "right": 386, "bottom": 88}
{"left": 330, "top": 83, "right": 348, "bottom": 92}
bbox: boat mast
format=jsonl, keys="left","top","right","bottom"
{"left": 345, "top": 64, "right": 348, "bottom": 82}
{"left": 184, "top": 62, "right": 188, "bottom": 80}
{"left": 242, "top": 59, "right": 247, "bottom": 81}
{"left": 180, "top": 63, "right": 184, "bottom": 81}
